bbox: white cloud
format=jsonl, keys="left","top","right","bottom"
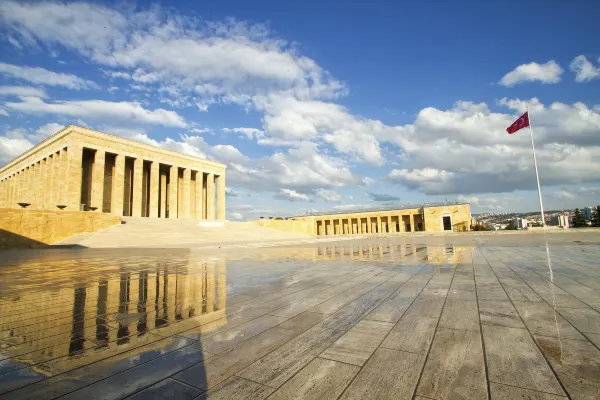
{"left": 0, "top": 129, "right": 34, "bottom": 163}
{"left": 0, "top": 85, "right": 47, "bottom": 98}
{"left": 0, "top": 123, "right": 64, "bottom": 163}
{"left": 550, "top": 190, "right": 574, "bottom": 200}
{"left": 229, "top": 212, "right": 243, "bottom": 220}
{"left": 570, "top": 55, "right": 600, "bottom": 83}
{"left": 314, "top": 188, "right": 341, "bottom": 202}
{"left": 578, "top": 186, "right": 600, "bottom": 196}
{"left": 332, "top": 204, "right": 371, "bottom": 211}
{"left": 189, "top": 128, "right": 211, "bottom": 134}
{"left": 499, "top": 61, "right": 563, "bottom": 86}
{"left": 0, "top": 109, "right": 8, "bottom": 117}
{"left": 0, "top": 62, "right": 97, "bottom": 89}
{"left": 383, "top": 99, "right": 600, "bottom": 195}
{"left": 275, "top": 188, "right": 311, "bottom": 202}
{"left": 223, "top": 127, "right": 264, "bottom": 140}
{"left": 5, "top": 96, "right": 186, "bottom": 127}
{"left": 362, "top": 177, "right": 374, "bottom": 185}
{"left": 456, "top": 195, "right": 505, "bottom": 210}
{"left": 0, "top": 1, "right": 344, "bottom": 107}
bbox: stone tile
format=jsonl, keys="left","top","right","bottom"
{"left": 479, "top": 300, "right": 525, "bottom": 328}
{"left": 196, "top": 376, "right": 274, "bottom": 400}
{"left": 339, "top": 348, "right": 424, "bottom": 400}
{"left": 477, "top": 286, "right": 510, "bottom": 301}
{"left": 0, "top": 335, "right": 196, "bottom": 398}
{"left": 174, "top": 326, "right": 297, "bottom": 391}
{"left": 198, "top": 315, "right": 287, "bottom": 354}
{"left": 177, "top": 307, "right": 272, "bottom": 341}
{"left": 380, "top": 315, "right": 437, "bottom": 354}
{"left": 586, "top": 333, "right": 600, "bottom": 347}
{"left": 513, "top": 301, "right": 585, "bottom": 340}
{"left": 535, "top": 335, "right": 600, "bottom": 400}
{"left": 276, "top": 311, "right": 328, "bottom": 331}
{"left": 489, "top": 382, "right": 567, "bottom": 399}
{"left": 557, "top": 307, "right": 600, "bottom": 334}
{"left": 318, "top": 286, "right": 397, "bottom": 332}
{"left": 308, "top": 282, "right": 378, "bottom": 314}
{"left": 320, "top": 320, "right": 394, "bottom": 366}
{"left": 127, "top": 378, "right": 202, "bottom": 400}
{"left": 416, "top": 328, "right": 487, "bottom": 399}
{"left": 237, "top": 326, "right": 344, "bottom": 388}
{"left": 364, "top": 291, "right": 415, "bottom": 323}
{"left": 446, "top": 288, "right": 477, "bottom": 301}
{"left": 504, "top": 285, "right": 545, "bottom": 302}
{"left": 268, "top": 358, "right": 359, "bottom": 400}
{"left": 482, "top": 325, "right": 565, "bottom": 396}
{"left": 439, "top": 299, "right": 479, "bottom": 331}
{"left": 404, "top": 296, "right": 445, "bottom": 319}
{"left": 59, "top": 343, "right": 212, "bottom": 400}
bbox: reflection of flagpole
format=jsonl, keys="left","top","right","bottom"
{"left": 526, "top": 104, "right": 546, "bottom": 226}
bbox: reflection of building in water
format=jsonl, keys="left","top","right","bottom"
{"left": 0, "top": 259, "right": 226, "bottom": 375}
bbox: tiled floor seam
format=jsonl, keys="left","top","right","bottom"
{"left": 487, "top": 380, "right": 571, "bottom": 398}
{"left": 498, "top": 252, "right": 600, "bottom": 353}
{"left": 334, "top": 264, "right": 443, "bottom": 400}
{"left": 240, "top": 264, "right": 425, "bottom": 399}
{"left": 482, "top": 251, "right": 572, "bottom": 399}
{"left": 473, "top": 249, "right": 493, "bottom": 400}
{"left": 409, "top": 263, "right": 457, "bottom": 399}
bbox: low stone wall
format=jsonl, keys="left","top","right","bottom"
{"left": 251, "top": 219, "right": 314, "bottom": 236}
{"left": 0, "top": 209, "right": 121, "bottom": 248}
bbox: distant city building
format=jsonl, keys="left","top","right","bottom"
{"left": 513, "top": 217, "right": 528, "bottom": 229}
{"left": 554, "top": 214, "right": 570, "bottom": 228}
{"left": 582, "top": 207, "right": 593, "bottom": 221}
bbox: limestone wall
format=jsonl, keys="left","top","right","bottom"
{"left": 423, "top": 204, "right": 471, "bottom": 232}
{"left": 251, "top": 219, "right": 314, "bottom": 236}
{"left": 0, "top": 209, "right": 121, "bottom": 248}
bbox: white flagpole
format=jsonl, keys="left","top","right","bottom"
{"left": 526, "top": 104, "right": 546, "bottom": 226}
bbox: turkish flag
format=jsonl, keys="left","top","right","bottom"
{"left": 506, "top": 112, "right": 530, "bottom": 134}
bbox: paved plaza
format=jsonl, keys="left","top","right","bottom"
{"left": 1, "top": 232, "right": 599, "bottom": 399}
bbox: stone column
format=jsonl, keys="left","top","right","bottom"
{"left": 169, "top": 166, "right": 178, "bottom": 218}
{"left": 337, "top": 219, "right": 342, "bottom": 235}
{"left": 48, "top": 155, "right": 57, "bottom": 210}
{"left": 365, "top": 217, "right": 370, "bottom": 233}
{"left": 159, "top": 170, "right": 167, "bottom": 218}
{"left": 91, "top": 149, "right": 105, "bottom": 211}
{"left": 377, "top": 216, "right": 382, "bottom": 234}
{"left": 66, "top": 144, "right": 83, "bottom": 211}
{"left": 399, "top": 215, "right": 405, "bottom": 232}
{"left": 52, "top": 151, "right": 61, "bottom": 206}
{"left": 202, "top": 173, "right": 207, "bottom": 219}
{"left": 112, "top": 154, "right": 125, "bottom": 216}
{"left": 150, "top": 161, "right": 159, "bottom": 218}
{"left": 217, "top": 173, "right": 226, "bottom": 221}
{"left": 132, "top": 157, "right": 144, "bottom": 217}
{"left": 181, "top": 168, "right": 191, "bottom": 219}
{"left": 409, "top": 214, "right": 414, "bottom": 232}
{"left": 206, "top": 173, "right": 215, "bottom": 220}
{"left": 390, "top": 215, "right": 397, "bottom": 233}
{"left": 195, "top": 172, "right": 203, "bottom": 220}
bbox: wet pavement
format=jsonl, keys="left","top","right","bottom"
{"left": 0, "top": 232, "right": 599, "bottom": 399}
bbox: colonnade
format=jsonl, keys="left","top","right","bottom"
{"left": 314, "top": 212, "right": 424, "bottom": 236}
{"left": 0, "top": 144, "right": 226, "bottom": 220}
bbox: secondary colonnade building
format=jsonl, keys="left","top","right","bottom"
{"left": 0, "top": 125, "right": 226, "bottom": 220}
{"left": 292, "top": 203, "right": 472, "bottom": 235}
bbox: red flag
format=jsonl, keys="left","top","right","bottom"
{"left": 506, "top": 112, "right": 530, "bottom": 134}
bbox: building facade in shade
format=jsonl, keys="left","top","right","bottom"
{"left": 291, "top": 202, "right": 471, "bottom": 236}
{"left": 0, "top": 125, "right": 226, "bottom": 220}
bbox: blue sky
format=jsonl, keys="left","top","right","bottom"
{"left": 1, "top": 0, "right": 599, "bottom": 220}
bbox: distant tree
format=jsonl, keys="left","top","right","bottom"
{"left": 572, "top": 208, "right": 587, "bottom": 228}
{"left": 591, "top": 205, "right": 600, "bottom": 227}
{"left": 471, "top": 223, "right": 492, "bottom": 231}
{"left": 505, "top": 220, "right": 517, "bottom": 230}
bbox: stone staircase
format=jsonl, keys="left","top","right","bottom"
{"left": 56, "top": 217, "right": 312, "bottom": 248}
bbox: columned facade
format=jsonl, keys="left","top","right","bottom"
{"left": 295, "top": 202, "right": 472, "bottom": 235}
{"left": 0, "top": 125, "right": 227, "bottom": 220}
